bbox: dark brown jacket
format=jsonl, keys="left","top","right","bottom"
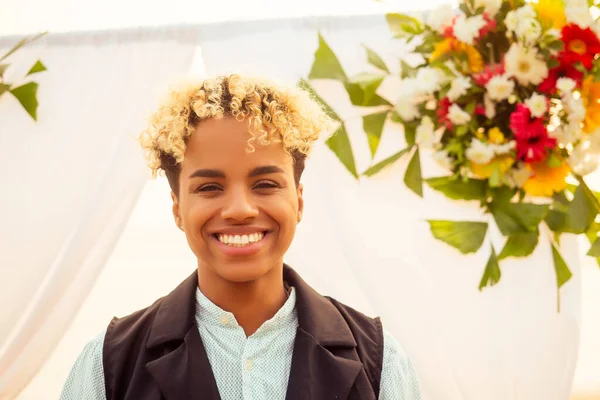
{"left": 103, "top": 265, "right": 384, "bottom": 399}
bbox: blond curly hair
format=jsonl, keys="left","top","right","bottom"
{"left": 139, "top": 74, "right": 337, "bottom": 194}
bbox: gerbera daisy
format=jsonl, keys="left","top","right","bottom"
{"left": 510, "top": 104, "right": 557, "bottom": 162}
{"left": 504, "top": 43, "right": 549, "bottom": 86}
{"left": 437, "top": 97, "right": 453, "bottom": 130}
{"left": 522, "top": 158, "right": 570, "bottom": 196}
{"left": 560, "top": 24, "right": 600, "bottom": 70}
{"left": 581, "top": 76, "right": 600, "bottom": 133}
{"left": 538, "top": 57, "right": 584, "bottom": 94}
{"left": 473, "top": 63, "right": 505, "bottom": 86}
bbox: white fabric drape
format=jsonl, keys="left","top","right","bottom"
{"left": 0, "top": 31, "right": 196, "bottom": 399}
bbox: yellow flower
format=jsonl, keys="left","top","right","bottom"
{"left": 471, "top": 155, "right": 515, "bottom": 178}
{"left": 535, "top": 0, "right": 566, "bottom": 30}
{"left": 522, "top": 159, "right": 570, "bottom": 197}
{"left": 581, "top": 76, "right": 600, "bottom": 133}
{"left": 430, "top": 38, "right": 484, "bottom": 74}
{"left": 487, "top": 127, "right": 505, "bottom": 144}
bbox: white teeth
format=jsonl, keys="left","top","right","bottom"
{"left": 217, "top": 232, "right": 265, "bottom": 247}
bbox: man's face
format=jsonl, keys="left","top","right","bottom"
{"left": 172, "top": 117, "right": 303, "bottom": 283}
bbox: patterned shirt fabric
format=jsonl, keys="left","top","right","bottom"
{"left": 60, "top": 287, "right": 421, "bottom": 399}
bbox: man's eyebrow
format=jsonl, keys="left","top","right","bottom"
{"left": 248, "top": 165, "right": 285, "bottom": 177}
{"left": 188, "top": 169, "right": 226, "bottom": 179}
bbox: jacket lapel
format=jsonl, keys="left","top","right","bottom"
{"left": 283, "top": 266, "right": 364, "bottom": 400}
{"left": 144, "top": 271, "right": 221, "bottom": 400}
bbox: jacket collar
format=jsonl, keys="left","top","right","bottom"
{"left": 145, "top": 264, "right": 363, "bottom": 400}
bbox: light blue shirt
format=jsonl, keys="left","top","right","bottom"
{"left": 60, "top": 287, "right": 421, "bottom": 399}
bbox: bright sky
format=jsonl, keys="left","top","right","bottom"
{"left": 1, "top": 0, "right": 456, "bottom": 35}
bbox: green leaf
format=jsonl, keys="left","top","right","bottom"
{"left": 363, "top": 45, "right": 389, "bottom": 73}
{"left": 498, "top": 230, "right": 539, "bottom": 260}
{"left": 298, "top": 79, "right": 341, "bottom": 122}
{"left": 346, "top": 73, "right": 385, "bottom": 105}
{"left": 404, "top": 148, "right": 423, "bottom": 197}
{"left": 479, "top": 245, "right": 502, "bottom": 291}
{"left": 488, "top": 167, "right": 502, "bottom": 188}
{"left": 26, "top": 60, "right": 46, "bottom": 76}
{"left": 326, "top": 124, "right": 358, "bottom": 178}
{"left": 10, "top": 82, "right": 39, "bottom": 120}
{"left": 404, "top": 123, "right": 417, "bottom": 146}
{"left": 308, "top": 33, "right": 348, "bottom": 82}
{"left": 428, "top": 220, "right": 488, "bottom": 254}
{"left": 386, "top": 13, "right": 424, "bottom": 37}
{"left": 489, "top": 202, "right": 550, "bottom": 235}
{"left": 0, "top": 32, "right": 47, "bottom": 62}
{"left": 0, "top": 64, "right": 9, "bottom": 77}
{"left": 587, "top": 237, "right": 600, "bottom": 257}
{"left": 567, "top": 184, "right": 598, "bottom": 234}
{"left": 363, "top": 111, "right": 389, "bottom": 157}
{"left": 545, "top": 210, "right": 574, "bottom": 233}
{"left": 551, "top": 243, "right": 573, "bottom": 289}
{"left": 400, "top": 60, "right": 415, "bottom": 79}
{"left": 425, "top": 176, "right": 487, "bottom": 201}
{"left": 363, "top": 147, "right": 412, "bottom": 176}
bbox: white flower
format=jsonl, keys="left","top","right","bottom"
{"left": 433, "top": 150, "right": 454, "bottom": 170}
{"left": 566, "top": 5, "right": 593, "bottom": 28}
{"left": 474, "top": 0, "right": 502, "bottom": 18}
{"left": 448, "top": 103, "right": 472, "bottom": 125}
{"left": 504, "top": 43, "right": 549, "bottom": 86}
{"left": 525, "top": 93, "right": 548, "bottom": 118}
{"left": 466, "top": 138, "right": 495, "bottom": 164}
{"left": 569, "top": 142, "right": 599, "bottom": 175}
{"left": 492, "top": 141, "right": 517, "bottom": 155}
{"left": 516, "top": 4, "right": 537, "bottom": 20}
{"left": 516, "top": 18, "right": 542, "bottom": 44}
{"left": 505, "top": 10, "right": 519, "bottom": 32}
{"left": 453, "top": 14, "right": 487, "bottom": 45}
{"left": 447, "top": 76, "right": 471, "bottom": 101}
{"left": 416, "top": 116, "right": 436, "bottom": 147}
{"left": 415, "top": 67, "right": 443, "bottom": 94}
{"left": 486, "top": 75, "right": 515, "bottom": 101}
{"left": 557, "top": 77, "right": 577, "bottom": 94}
{"left": 426, "top": 4, "right": 456, "bottom": 33}
{"left": 395, "top": 98, "right": 420, "bottom": 121}
{"left": 564, "top": 96, "right": 586, "bottom": 124}
{"left": 484, "top": 95, "right": 496, "bottom": 119}
{"left": 549, "top": 121, "right": 583, "bottom": 145}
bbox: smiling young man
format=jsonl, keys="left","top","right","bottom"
{"left": 60, "top": 74, "right": 421, "bottom": 400}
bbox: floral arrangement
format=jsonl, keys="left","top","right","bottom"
{"left": 304, "top": 0, "right": 600, "bottom": 293}
{"left": 0, "top": 32, "right": 47, "bottom": 120}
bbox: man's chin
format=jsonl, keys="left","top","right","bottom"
{"left": 214, "top": 260, "right": 276, "bottom": 283}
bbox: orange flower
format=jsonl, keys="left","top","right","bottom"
{"left": 581, "top": 76, "right": 600, "bottom": 133}
{"left": 430, "top": 38, "right": 484, "bottom": 74}
{"left": 522, "top": 159, "right": 570, "bottom": 197}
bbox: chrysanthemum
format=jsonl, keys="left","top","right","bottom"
{"left": 504, "top": 43, "right": 549, "bottom": 86}
{"left": 430, "top": 38, "right": 484, "bottom": 74}
{"left": 522, "top": 158, "right": 570, "bottom": 196}
{"left": 581, "top": 76, "right": 600, "bottom": 133}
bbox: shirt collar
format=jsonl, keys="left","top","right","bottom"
{"left": 195, "top": 286, "right": 298, "bottom": 335}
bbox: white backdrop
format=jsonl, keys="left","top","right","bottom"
{"left": 0, "top": 10, "right": 599, "bottom": 400}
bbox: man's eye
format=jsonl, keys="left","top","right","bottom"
{"left": 254, "top": 181, "right": 279, "bottom": 189}
{"left": 196, "top": 184, "right": 222, "bottom": 192}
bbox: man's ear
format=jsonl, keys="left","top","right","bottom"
{"left": 171, "top": 191, "right": 184, "bottom": 231}
{"left": 297, "top": 184, "right": 304, "bottom": 224}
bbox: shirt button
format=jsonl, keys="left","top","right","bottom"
{"left": 219, "top": 314, "right": 230, "bottom": 326}
{"left": 245, "top": 359, "right": 253, "bottom": 372}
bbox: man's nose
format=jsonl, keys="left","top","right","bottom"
{"left": 220, "top": 188, "right": 259, "bottom": 222}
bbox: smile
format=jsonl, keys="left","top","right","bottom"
{"left": 214, "top": 232, "right": 266, "bottom": 248}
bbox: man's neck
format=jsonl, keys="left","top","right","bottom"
{"left": 197, "top": 264, "right": 288, "bottom": 337}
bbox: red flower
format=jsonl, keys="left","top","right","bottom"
{"left": 539, "top": 57, "right": 584, "bottom": 94}
{"left": 478, "top": 13, "right": 497, "bottom": 38}
{"left": 473, "top": 63, "right": 505, "bottom": 86}
{"left": 437, "top": 97, "right": 453, "bottom": 129}
{"left": 561, "top": 24, "right": 600, "bottom": 70}
{"left": 510, "top": 104, "right": 557, "bottom": 162}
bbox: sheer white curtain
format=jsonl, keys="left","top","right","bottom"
{"left": 0, "top": 30, "right": 196, "bottom": 399}
{"left": 198, "top": 15, "right": 583, "bottom": 400}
